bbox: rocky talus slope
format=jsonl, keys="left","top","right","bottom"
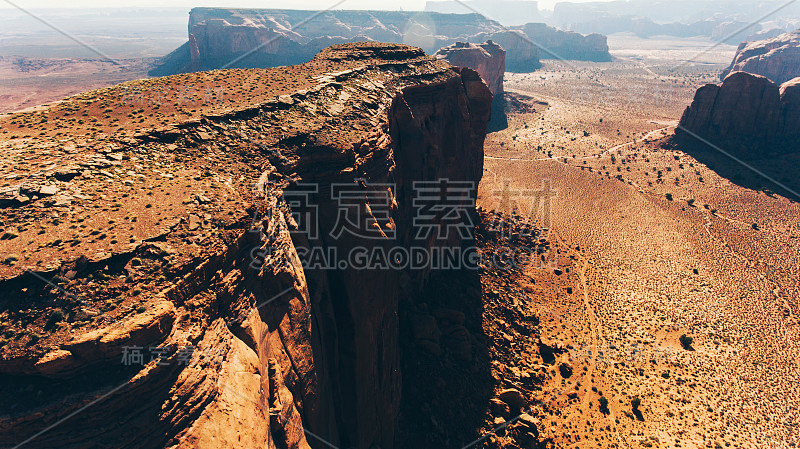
{"left": 677, "top": 71, "right": 800, "bottom": 154}
{"left": 721, "top": 29, "right": 800, "bottom": 85}
{"left": 0, "top": 43, "right": 491, "bottom": 449}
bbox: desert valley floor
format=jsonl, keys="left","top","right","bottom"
{"left": 473, "top": 35, "right": 800, "bottom": 448}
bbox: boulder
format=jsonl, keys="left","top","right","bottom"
{"left": 498, "top": 388, "right": 527, "bottom": 410}
{"left": 558, "top": 361, "right": 573, "bottom": 378}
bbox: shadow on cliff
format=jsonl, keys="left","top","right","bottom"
{"left": 666, "top": 135, "right": 800, "bottom": 202}
{"left": 397, "top": 247, "right": 492, "bottom": 448}
{"left": 488, "top": 96, "right": 509, "bottom": 132}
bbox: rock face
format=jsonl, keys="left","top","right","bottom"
{"left": 434, "top": 40, "right": 510, "bottom": 129}
{"left": 434, "top": 40, "right": 505, "bottom": 97}
{"left": 0, "top": 43, "right": 491, "bottom": 449}
{"left": 677, "top": 71, "right": 800, "bottom": 151}
{"left": 151, "top": 7, "right": 610, "bottom": 76}
{"left": 721, "top": 30, "right": 800, "bottom": 85}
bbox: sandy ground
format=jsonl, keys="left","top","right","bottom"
{"left": 477, "top": 35, "right": 799, "bottom": 448}
{"left": 0, "top": 56, "right": 155, "bottom": 114}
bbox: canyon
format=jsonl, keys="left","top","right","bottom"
{"left": 2, "top": 17, "right": 800, "bottom": 449}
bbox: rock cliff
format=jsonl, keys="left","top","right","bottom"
{"left": 434, "top": 40, "right": 505, "bottom": 97}
{"left": 677, "top": 71, "right": 800, "bottom": 153}
{"left": 434, "top": 40, "right": 509, "bottom": 129}
{"left": 0, "top": 42, "right": 491, "bottom": 449}
{"left": 151, "top": 7, "right": 610, "bottom": 77}
{"left": 721, "top": 30, "right": 800, "bottom": 85}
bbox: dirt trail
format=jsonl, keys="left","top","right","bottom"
{"left": 576, "top": 255, "right": 627, "bottom": 449}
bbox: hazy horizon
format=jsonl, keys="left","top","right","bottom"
{"left": 0, "top": 0, "right": 610, "bottom": 13}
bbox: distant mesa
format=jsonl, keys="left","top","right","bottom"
{"left": 565, "top": 16, "right": 784, "bottom": 44}
{"left": 150, "top": 7, "right": 610, "bottom": 76}
{"left": 721, "top": 29, "right": 800, "bottom": 85}
{"left": 520, "top": 22, "right": 610, "bottom": 61}
{"left": 425, "top": 0, "right": 543, "bottom": 27}
{"left": 677, "top": 71, "right": 800, "bottom": 154}
{"left": 551, "top": 0, "right": 798, "bottom": 44}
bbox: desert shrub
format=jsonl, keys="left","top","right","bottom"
{"left": 44, "top": 309, "right": 65, "bottom": 330}
{"left": 599, "top": 396, "right": 609, "bottom": 413}
{"left": 679, "top": 334, "right": 693, "bottom": 349}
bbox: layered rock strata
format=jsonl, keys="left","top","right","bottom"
{"left": 434, "top": 40, "right": 505, "bottom": 97}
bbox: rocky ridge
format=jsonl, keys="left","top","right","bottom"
{"left": 0, "top": 42, "right": 491, "bottom": 449}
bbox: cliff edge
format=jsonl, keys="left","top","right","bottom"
{"left": 0, "top": 42, "right": 491, "bottom": 449}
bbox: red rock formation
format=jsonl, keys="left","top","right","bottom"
{"left": 677, "top": 71, "right": 800, "bottom": 151}
{"left": 721, "top": 30, "right": 800, "bottom": 85}
{"left": 0, "top": 43, "right": 491, "bottom": 449}
{"left": 780, "top": 77, "right": 800, "bottom": 137}
{"left": 434, "top": 40, "right": 506, "bottom": 97}
{"left": 477, "top": 30, "right": 541, "bottom": 72}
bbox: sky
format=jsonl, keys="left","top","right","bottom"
{"left": 0, "top": 0, "right": 618, "bottom": 12}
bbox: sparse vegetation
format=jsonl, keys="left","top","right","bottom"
{"left": 679, "top": 334, "right": 694, "bottom": 350}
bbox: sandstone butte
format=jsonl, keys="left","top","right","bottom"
{"left": 435, "top": 40, "right": 508, "bottom": 129}
{"left": 721, "top": 29, "right": 800, "bottom": 85}
{"left": 435, "top": 41, "right": 506, "bottom": 99}
{"left": 677, "top": 70, "right": 800, "bottom": 154}
{"left": 0, "top": 43, "right": 492, "bottom": 449}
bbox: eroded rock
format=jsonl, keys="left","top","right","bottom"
{"left": 721, "top": 30, "right": 800, "bottom": 85}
